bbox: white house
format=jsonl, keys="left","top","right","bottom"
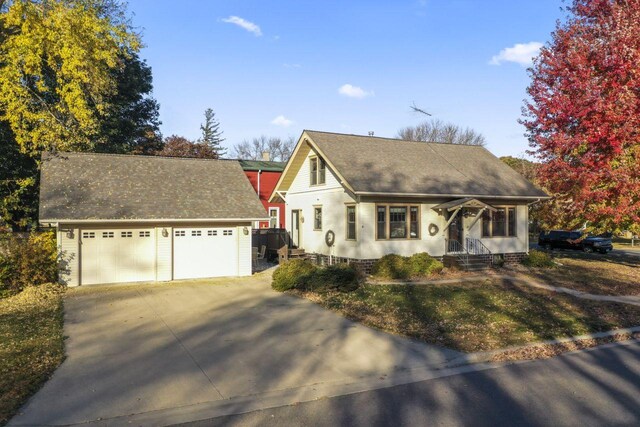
{"left": 269, "top": 131, "right": 549, "bottom": 270}
{"left": 39, "top": 152, "right": 267, "bottom": 286}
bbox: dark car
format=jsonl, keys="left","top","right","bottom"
{"left": 538, "top": 230, "right": 613, "bottom": 254}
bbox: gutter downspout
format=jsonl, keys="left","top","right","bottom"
{"left": 257, "top": 169, "right": 262, "bottom": 228}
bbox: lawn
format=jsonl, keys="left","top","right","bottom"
{"left": 0, "top": 285, "right": 65, "bottom": 425}
{"left": 293, "top": 278, "right": 640, "bottom": 353}
{"left": 519, "top": 251, "right": 640, "bottom": 296}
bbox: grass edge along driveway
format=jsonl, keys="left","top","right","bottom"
{"left": 0, "top": 284, "right": 65, "bottom": 425}
{"left": 291, "top": 278, "right": 640, "bottom": 354}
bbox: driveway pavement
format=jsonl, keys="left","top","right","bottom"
{"left": 10, "top": 271, "right": 461, "bottom": 426}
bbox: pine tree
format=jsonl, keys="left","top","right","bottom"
{"left": 199, "top": 108, "right": 226, "bottom": 158}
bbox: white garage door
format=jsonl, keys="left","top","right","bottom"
{"left": 80, "top": 228, "right": 156, "bottom": 285}
{"left": 173, "top": 227, "right": 238, "bottom": 280}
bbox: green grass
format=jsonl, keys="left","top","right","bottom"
{"left": 0, "top": 284, "right": 65, "bottom": 425}
{"left": 296, "top": 279, "right": 640, "bottom": 353}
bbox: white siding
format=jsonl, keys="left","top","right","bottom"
{"left": 237, "top": 223, "right": 252, "bottom": 276}
{"left": 288, "top": 149, "right": 342, "bottom": 194}
{"left": 285, "top": 200, "right": 530, "bottom": 259}
{"left": 156, "top": 226, "right": 172, "bottom": 281}
{"left": 58, "top": 227, "right": 80, "bottom": 286}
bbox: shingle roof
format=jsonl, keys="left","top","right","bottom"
{"left": 304, "top": 130, "right": 548, "bottom": 198}
{"left": 39, "top": 152, "right": 267, "bottom": 221}
{"left": 238, "top": 160, "right": 286, "bottom": 172}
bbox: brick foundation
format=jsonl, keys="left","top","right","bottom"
{"left": 501, "top": 252, "right": 527, "bottom": 264}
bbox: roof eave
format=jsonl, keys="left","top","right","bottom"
{"left": 39, "top": 217, "right": 270, "bottom": 225}
{"left": 355, "top": 191, "right": 550, "bottom": 200}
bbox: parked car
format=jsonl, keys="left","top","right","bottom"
{"left": 538, "top": 230, "right": 613, "bottom": 254}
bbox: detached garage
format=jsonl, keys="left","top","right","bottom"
{"left": 39, "top": 152, "right": 268, "bottom": 286}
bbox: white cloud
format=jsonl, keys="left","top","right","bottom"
{"left": 283, "top": 63, "right": 302, "bottom": 69}
{"left": 490, "top": 42, "right": 543, "bottom": 66}
{"left": 221, "top": 16, "right": 262, "bottom": 37}
{"left": 338, "top": 83, "right": 373, "bottom": 99}
{"left": 271, "top": 115, "right": 293, "bottom": 127}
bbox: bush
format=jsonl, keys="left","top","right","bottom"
{"left": 372, "top": 253, "right": 443, "bottom": 280}
{"left": 371, "top": 254, "right": 411, "bottom": 280}
{"left": 522, "top": 250, "right": 555, "bottom": 268}
{"left": 271, "top": 259, "right": 317, "bottom": 292}
{"left": 0, "top": 231, "right": 59, "bottom": 295}
{"left": 407, "top": 252, "right": 444, "bottom": 276}
{"left": 304, "top": 263, "right": 361, "bottom": 293}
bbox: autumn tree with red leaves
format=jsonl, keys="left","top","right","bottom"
{"left": 155, "top": 135, "right": 219, "bottom": 159}
{"left": 522, "top": 0, "right": 640, "bottom": 234}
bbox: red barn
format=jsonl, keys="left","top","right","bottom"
{"left": 239, "top": 159, "right": 286, "bottom": 228}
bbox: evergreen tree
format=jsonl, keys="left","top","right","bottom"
{"left": 199, "top": 108, "right": 226, "bottom": 157}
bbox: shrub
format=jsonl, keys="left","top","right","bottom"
{"left": 271, "top": 259, "right": 317, "bottom": 292}
{"left": 522, "top": 250, "right": 555, "bottom": 268}
{"left": 304, "top": 263, "right": 361, "bottom": 292}
{"left": 407, "top": 252, "right": 444, "bottom": 276}
{"left": 0, "top": 231, "right": 59, "bottom": 295}
{"left": 371, "top": 254, "right": 411, "bottom": 280}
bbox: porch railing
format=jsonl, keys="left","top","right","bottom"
{"left": 445, "top": 238, "right": 468, "bottom": 266}
{"left": 465, "top": 238, "right": 492, "bottom": 257}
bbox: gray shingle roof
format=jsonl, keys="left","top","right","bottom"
{"left": 305, "top": 130, "right": 548, "bottom": 198}
{"left": 39, "top": 152, "right": 267, "bottom": 221}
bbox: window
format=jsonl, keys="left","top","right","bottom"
{"left": 102, "top": 231, "right": 114, "bottom": 238}
{"left": 314, "top": 206, "right": 322, "bottom": 230}
{"left": 269, "top": 208, "right": 279, "bottom": 228}
{"left": 139, "top": 231, "right": 150, "bottom": 237}
{"left": 191, "top": 230, "right": 202, "bottom": 237}
{"left": 310, "top": 158, "right": 318, "bottom": 186}
{"left": 121, "top": 231, "right": 133, "bottom": 238}
{"left": 175, "top": 230, "right": 186, "bottom": 237}
{"left": 346, "top": 205, "right": 356, "bottom": 240}
{"left": 318, "top": 158, "right": 326, "bottom": 184}
{"left": 410, "top": 207, "right": 419, "bottom": 238}
{"left": 482, "top": 207, "right": 517, "bottom": 237}
{"left": 223, "top": 229, "right": 233, "bottom": 236}
{"left": 389, "top": 207, "right": 407, "bottom": 239}
{"left": 207, "top": 230, "right": 217, "bottom": 236}
{"left": 376, "top": 205, "right": 420, "bottom": 240}
{"left": 309, "top": 157, "right": 326, "bottom": 186}
{"left": 82, "top": 232, "right": 95, "bottom": 239}
{"left": 377, "top": 206, "right": 387, "bottom": 239}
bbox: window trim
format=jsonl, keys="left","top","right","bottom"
{"left": 268, "top": 207, "right": 280, "bottom": 228}
{"left": 345, "top": 204, "right": 357, "bottom": 241}
{"left": 482, "top": 206, "right": 518, "bottom": 238}
{"left": 313, "top": 205, "right": 323, "bottom": 231}
{"left": 375, "top": 203, "right": 421, "bottom": 241}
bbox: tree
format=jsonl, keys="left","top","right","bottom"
{"left": 155, "top": 135, "right": 218, "bottom": 159}
{"left": 522, "top": 0, "right": 640, "bottom": 234}
{"left": 397, "top": 119, "right": 486, "bottom": 146}
{"left": 199, "top": 108, "right": 225, "bottom": 157}
{"left": 231, "top": 135, "right": 296, "bottom": 161}
{"left": 96, "top": 51, "right": 163, "bottom": 155}
{"left": 0, "top": 0, "right": 140, "bottom": 155}
{"left": 0, "top": 0, "right": 160, "bottom": 229}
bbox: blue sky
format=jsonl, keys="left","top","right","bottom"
{"left": 128, "top": 0, "right": 563, "bottom": 157}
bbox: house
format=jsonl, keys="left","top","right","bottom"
{"left": 239, "top": 158, "right": 286, "bottom": 228}
{"left": 269, "top": 130, "right": 549, "bottom": 270}
{"left": 39, "top": 152, "right": 267, "bottom": 286}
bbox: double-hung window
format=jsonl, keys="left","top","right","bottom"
{"left": 313, "top": 206, "right": 322, "bottom": 230}
{"left": 376, "top": 205, "right": 420, "bottom": 240}
{"left": 482, "top": 207, "right": 517, "bottom": 237}
{"left": 346, "top": 205, "right": 356, "bottom": 240}
{"left": 310, "top": 157, "right": 326, "bottom": 186}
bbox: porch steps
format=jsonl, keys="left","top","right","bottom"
{"left": 443, "top": 254, "right": 492, "bottom": 272}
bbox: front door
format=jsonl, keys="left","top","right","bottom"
{"left": 448, "top": 210, "right": 463, "bottom": 248}
{"left": 291, "top": 210, "right": 301, "bottom": 248}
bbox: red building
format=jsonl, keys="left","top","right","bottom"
{"left": 239, "top": 159, "right": 286, "bottom": 228}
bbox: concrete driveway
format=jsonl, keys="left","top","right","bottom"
{"left": 10, "top": 271, "right": 461, "bottom": 426}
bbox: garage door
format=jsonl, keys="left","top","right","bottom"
{"left": 80, "top": 228, "right": 156, "bottom": 285}
{"left": 173, "top": 227, "right": 238, "bottom": 279}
